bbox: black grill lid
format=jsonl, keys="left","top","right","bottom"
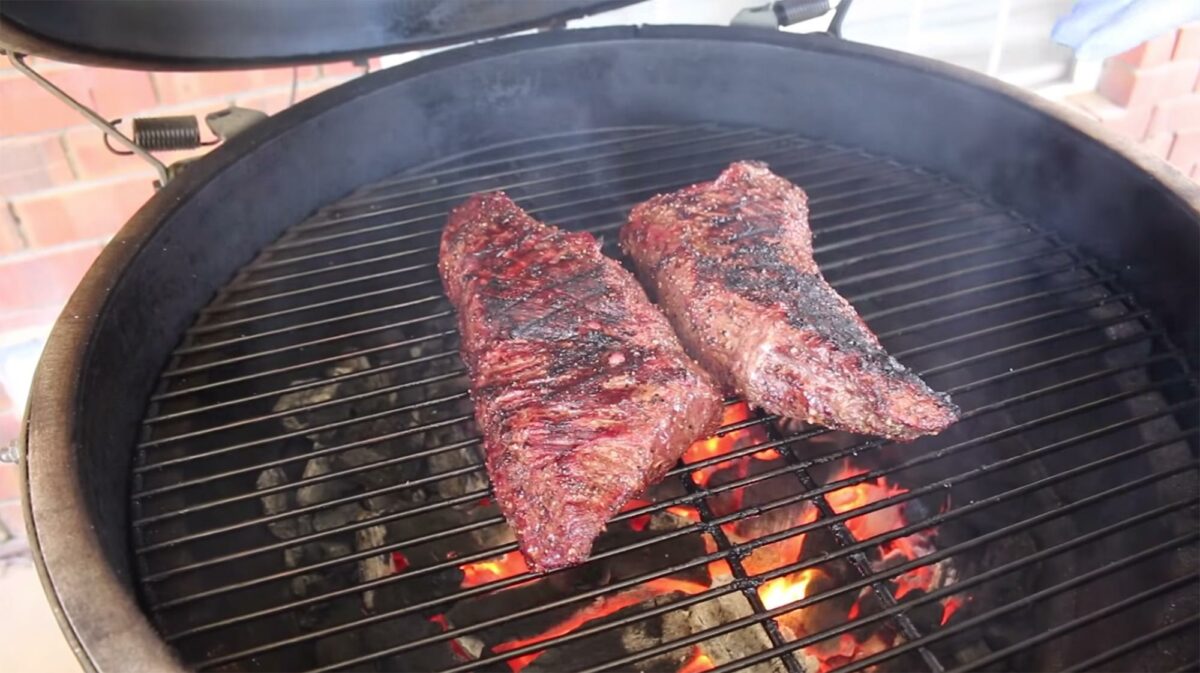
{"left": 0, "top": 0, "right": 641, "bottom": 70}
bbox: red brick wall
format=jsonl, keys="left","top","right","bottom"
{"left": 1066, "top": 23, "right": 1200, "bottom": 179}
{"left": 0, "top": 58, "right": 374, "bottom": 537}
{"left": 0, "top": 59, "right": 373, "bottom": 327}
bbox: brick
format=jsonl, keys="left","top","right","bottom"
{"left": 320, "top": 60, "right": 370, "bottom": 77}
{"left": 12, "top": 177, "right": 153, "bottom": 248}
{"left": 1147, "top": 94, "right": 1200, "bottom": 136}
{"left": 0, "top": 464, "right": 17, "bottom": 502}
{"left": 152, "top": 66, "right": 318, "bottom": 105}
{"left": 0, "top": 204, "right": 25, "bottom": 255}
{"left": 0, "top": 243, "right": 104, "bottom": 314}
{"left": 1167, "top": 129, "right": 1200, "bottom": 170}
{"left": 0, "top": 67, "right": 156, "bottom": 136}
{"left": 63, "top": 125, "right": 211, "bottom": 180}
{"left": 0, "top": 135, "right": 76, "bottom": 196}
{"left": 1097, "top": 60, "right": 1200, "bottom": 109}
{"left": 233, "top": 89, "right": 294, "bottom": 116}
{"left": 1066, "top": 91, "right": 1153, "bottom": 140}
{"left": 1176, "top": 23, "right": 1200, "bottom": 61}
{"left": 1115, "top": 30, "right": 1178, "bottom": 69}
{"left": 1142, "top": 133, "right": 1175, "bottom": 159}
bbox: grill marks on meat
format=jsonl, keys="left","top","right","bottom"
{"left": 621, "top": 161, "right": 959, "bottom": 441}
{"left": 440, "top": 193, "right": 722, "bottom": 572}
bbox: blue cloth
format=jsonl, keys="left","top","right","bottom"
{"left": 1053, "top": 0, "right": 1200, "bottom": 60}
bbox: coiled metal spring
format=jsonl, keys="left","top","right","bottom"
{"left": 105, "top": 115, "right": 215, "bottom": 155}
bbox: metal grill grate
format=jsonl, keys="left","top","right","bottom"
{"left": 131, "top": 125, "right": 1199, "bottom": 673}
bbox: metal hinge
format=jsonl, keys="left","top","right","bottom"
{"left": 5, "top": 51, "right": 269, "bottom": 188}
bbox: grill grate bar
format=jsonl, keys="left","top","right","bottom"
{"left": 156, "top": 393, "right": 1196, "bottom": 640}
{"left": 235, "top": 144, "right": 851, "bottom": 277}
{"left": 160, "top": 225, "right": 1038, "bottom": 396}
{"left": 131, "top": 296, "right": 1152, "bottom": 537}
{"left": 147, "top": 273, "right": 1123, "bottom": 451}
{"left": 137, "top": 294, "right": 1147, "bottom": 461}
{"left": 296, "top": 461, "right": 1199, "bottom": 673}
{"left": 567, "top": 477, "right": 1197, "bottom": 673}
{"left": 676, "top": 444, "right": 808, "bottom": 673}
{"left": 274, "top": 129, "right": 783, "bottom": 244}
{"left": 343, "top": 126, "right": 688, "bottom": 189}
{"left": 189, "top": 188, "right": 976, "bottom": 338}
{"left": 134, "top": 321, "right": 1153, "bottom": 523}
{"left": 160, "top": 230, "right": 1068, "bottom": 380}
{"left": 135, "top": 326, "right": 1175, "bottom": 558}
{"left": 145, "top": 349, "right": 460, "bottom": 424}
{"left": 178, "top": 426, "right": 1197, "bottom": 661}
{"left": 710, "top": 529, "right": 1199, "bottom": 673}
{"left": 187, "top": 277, "right": 443, "bottom": 336}
{"left": 775, "top": 430, "right": 944, "bottom": 673}
{"left": 226, "top": 148, "right": 917, "bottom": 289}
{"left": 1065, "top": 616, "right": 1200, "bottom": 673}
{"left": 341, "top": 126, "right": 696, "bottom": 190}
{"left": 968, "top": 608, "right": 1200, "bottom": 673}
{"left": 299, "top": 125, "right": 735, "bottom": 216}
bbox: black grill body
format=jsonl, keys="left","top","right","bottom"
{"left": 20, "top": 26, "right": 1199, "bottom": 673}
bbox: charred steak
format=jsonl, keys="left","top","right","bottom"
{"left": 440, "top": 192, "right": 723, "bottom": 572}
{"left": 620, "top": 161, "right": 958, "bottom": 441}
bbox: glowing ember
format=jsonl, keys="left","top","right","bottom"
{"left": 428, "top": 614, "right": 473, "bottom": 661}
{"left": 493, "top": 578, "right": 709, "bottom": 672}
{"left": 739, "top": 504, "right": 819, "bottom": 576}
{"left": 826, "top": 464, "right": 909, "bottom": 542}
{"left": 940, "top": 594, "right": 967, "bottom": 625}
{"left": 460, "top": 551, "right": 529, "bottom": 588}
{"left": 620, "top": 498, "right": 654, "bottom": 532}
{"left": 682, "top": 402, "right": 774, "bottom": 490}
{"left": 677, "top": 646, "right": 715, "bottom": 673}
{"left": 667, "top": 505, "right": 702, "bottom": 523}
{"left": 758, "top": 568, "right": 823, "bottom": 611}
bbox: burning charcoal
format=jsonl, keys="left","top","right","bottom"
{"left": 272, "top": 356, "right": 376, "bottom": 430}
{"left": 296, "top": 456, "right": 356, "bottom": 506}
{"left": 257, "top": 467, "right": 316, "bottom": 540}
{"left": 361, "top": 615, "right": 466, "bottom": 672}
{"left": 313, "top": 503, "right": 366, "bottom": 532}
{"left": 257, "top": 467, "right": 291, "bottom": 514}
{"left": 428, "top": 445, "right": 489, "bottom": 501}
{"left": 658, "top": 591, "right": 787, "bottom": 673}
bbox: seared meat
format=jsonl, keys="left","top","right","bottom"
{"left": 440, "top": 192, "right": 723, "bottom": 572}
{"left": 620, "top": 161, "right": 958, "bottom": 441}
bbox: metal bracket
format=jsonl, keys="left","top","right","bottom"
{"left": 731, "top": 0, "right": 853, "bottom": 37}
{"left": 6, "top": 52, "right": 170, "bottom": 185}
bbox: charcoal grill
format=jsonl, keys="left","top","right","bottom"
{"left": 8, "top": 17, "right": 1200, "bottom": 673}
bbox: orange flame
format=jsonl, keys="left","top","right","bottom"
{"left": 682, "top": 402, "right": 774, "bottom": 490}
{"left": 758, "top": 568, "right": 823, "bottom": 611}
{"left": 428, "top": 614, "right": 474, "bottom": 661}
{"left": 941, "top": 595, "right": 967, "bottom": 625}
{"left": 460, "top": 551, "right": 530, "bottom": 588}
{"left": 678, "top": 646, "right": 715, "bottom": 673}
{"left": 494, "top": 578, "right": 709, "bottom": 672}
{"left": 826, "top": 464, "right": 909, "bottom": 543}
{"left": 620, "top": 498, "right": 654, "bottom": 532}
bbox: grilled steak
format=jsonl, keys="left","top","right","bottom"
{"left": 620, "top": 161, "right": 959, "bottom": 441}
{"left": 440, "top": 192, "right": 723, "bottom": 572}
